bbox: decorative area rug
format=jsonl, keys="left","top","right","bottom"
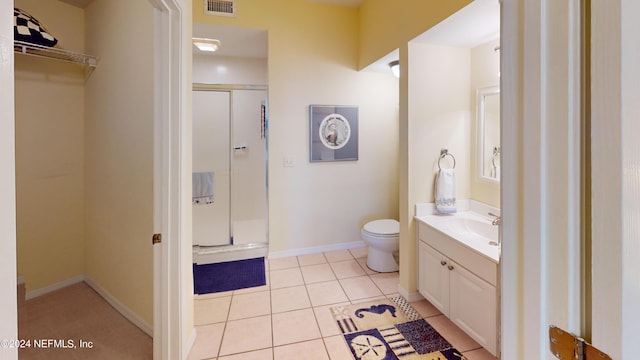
{"left": 331, "top": 296, "right": 466, "bottom": 360}
{"left": 193, "top": 257, "right": 266, "bottom": 294}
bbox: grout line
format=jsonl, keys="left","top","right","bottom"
{"left": 268, "top": 262, "right": 276, "bottom": 359}
{"left": 194, "top": 251, "right": 494, "bottom": 360}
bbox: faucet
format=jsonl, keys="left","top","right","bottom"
{"left": 488, "top": 212, "right": 502, "bottom": 226}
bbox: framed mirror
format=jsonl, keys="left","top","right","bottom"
{"left": 476, "top": 86, "right": 500, "bottom": 184}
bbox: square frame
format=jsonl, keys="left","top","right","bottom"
{"left": 309, "top": 105, "right": 358, "bottom": 162}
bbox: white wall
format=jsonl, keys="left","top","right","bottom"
{"left": 193, "top": 54, "right": 267, "bottom": 85}
{"left": 0, "top": 0, "right": 18, "bottom": 356}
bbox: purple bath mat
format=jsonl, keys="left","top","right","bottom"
{"left": 193, "top": 257, "right": 266, "bottom": 294}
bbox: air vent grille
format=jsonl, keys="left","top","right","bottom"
{"left": 204, "top": 0, "right": 235, "bottom": 17}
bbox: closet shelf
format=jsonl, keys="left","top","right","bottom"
{"left": 14, "top": 41, "right": 98, "bottom": 68}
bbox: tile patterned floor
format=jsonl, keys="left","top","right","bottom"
{"left": 188, "top": 248, "right": 498, "bottom": 360}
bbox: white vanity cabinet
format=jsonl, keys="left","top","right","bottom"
{"left": 417, "top": 221, "right": 498, "bottom": 356}
{"left": 418, "top": 242, "right": 451, "bottom": 314}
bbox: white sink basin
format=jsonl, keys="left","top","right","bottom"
{"left": 445, "top": 215, "right": 498, "bottom": 244}
{"left": 416, "top": 211, "right": 500, "bottom": 262}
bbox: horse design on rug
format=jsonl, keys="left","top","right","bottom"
{"left": 354, "top": 304, "right": 397, "bottom": 318}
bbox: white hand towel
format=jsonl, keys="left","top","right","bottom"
{"left": 435, "top": 169, "right": 456, "bottom": 214}
{"left": 193, "top": 172, "right": 214, "bottom": 205}
{"left": 492, "top": 166, "right": 500, "bottom": 179}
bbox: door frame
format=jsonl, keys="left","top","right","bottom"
{"left": 0, "top": 1, "right": 193, "bottom": 359}
{"left": 0, "top": 0, "right": 18, "bottom": 357}
{"left": 149, "top": 0, "right": 192, "bottom": 359}
{"left": 502, "top": 0, "right": 640, "bottom": 358}
{"left": 590, "top": 0, "right": 640, "bottom": 358}
{"left": 501, "top": 0, "right": 584, "bottom": 358}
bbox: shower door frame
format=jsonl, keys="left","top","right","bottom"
{"left": 192, "top": 83, "right": 269, "bottom": 261}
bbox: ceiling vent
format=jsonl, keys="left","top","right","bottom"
{"left": 204, "top": 0, "right": 236, "bottom": 17}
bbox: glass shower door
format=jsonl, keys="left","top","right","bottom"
{"left": 192, "top": 90, "right": 231, "bottom": 247}
{"left": 231, "top": 90, "right": 268, "bottom": 245}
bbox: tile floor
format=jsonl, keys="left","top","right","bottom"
{"left": 188, "top": 247, "right": 497, "bottom": 360}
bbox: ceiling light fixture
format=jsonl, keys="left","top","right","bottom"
{"left": 389, "top": 60, "right": 400, "bottom": 78}
{"left": 192, "top": 37, "right": 222, "bottom": 52}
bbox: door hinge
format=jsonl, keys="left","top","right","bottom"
{"left": 549, "top": 326, "right": 612, "bottom": 360}
{"left": 152, "top": 233, "right": 162, "bottom": 245}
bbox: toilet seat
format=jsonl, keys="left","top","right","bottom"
{"left": 363, "top": 219, "right": 399, "bottom": 237}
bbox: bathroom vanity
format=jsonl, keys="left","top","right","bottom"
{"left": 416, "top": 210, "right": 499, "bottom": 356}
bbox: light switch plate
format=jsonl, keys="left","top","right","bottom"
{"left": 283, "top": 156, "right": 295, "bottom": 167}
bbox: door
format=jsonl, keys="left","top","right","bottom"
{"left": 192, "top": 90, "right": 231, "bottom": 247}
{"left": 501, "top": 0, "right": 585, "bottom": 357}
{"left": 590, "top": 0, "right": 640, "bottom": 357}
{"left": 449, "top": 260, "right": 496, "bottom": 355}
{"left": 192, "top": 89, "right": 269, "bottom": 247}
{"left": 501, "top": 0, "right": 640, "bottom": 358}
{"left": 0, "top": 0, "right": 18, "bottom": 355}
{"left": 230, "top": 90, "right": 268, "bottom": 245}
{"left": 417, "top": 242, "right": 449, "bottom": 315}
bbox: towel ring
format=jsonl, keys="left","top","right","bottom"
{"left": 438, "top": 149, "right": 456, "bottom": 170}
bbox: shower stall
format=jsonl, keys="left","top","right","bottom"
{"left": 192, "top": 85, "right": 268, "bottom": 264}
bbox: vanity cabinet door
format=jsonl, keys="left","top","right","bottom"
{"left": 418, "top": 241, "right": 450, "bottom": 315}
{"left": 448, "top": 260, "right": 497, "bottom": 356}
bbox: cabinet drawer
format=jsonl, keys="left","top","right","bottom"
{"left": 418, "top": 222, "right": 497, "bottom": 286}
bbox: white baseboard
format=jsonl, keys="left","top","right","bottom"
{"left": 268, "top": 240, "right": 366, "bottom": 259}
{"left": 25, "top": 274, "right": 85, "bottom": 300}
{"left": 84, "top": 276, "right": 153, "bottom": 337}
{"left": 398, "top": 285, "right": 424, "bottom": 302}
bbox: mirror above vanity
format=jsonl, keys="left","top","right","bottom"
{"left": 476, "top": 85, "right": 500, "bottom": 184}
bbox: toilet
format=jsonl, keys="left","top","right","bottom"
{"left": 361, "top": 219, "right": 400, "bottom": 272}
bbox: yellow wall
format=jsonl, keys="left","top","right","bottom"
{"left": 84, "top": 0, "right": 155, "bottom": 325}
{"left": 358, "top": 0, "right": 472, "bottom": 69}
{"left": 408, "top": 44, "right": 472, "bottom": 206}
{"left": 14, "top": 0, "right": 86, "bottom": 294}
{"left": 402, "top": 42, "right": 471, "bottom": 294}
{"left": 194, "top": 1, "right": 400, "bottom": 254}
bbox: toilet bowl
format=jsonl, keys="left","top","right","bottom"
{"left": 361, "top": 219, "right": 400, "bottom": 272}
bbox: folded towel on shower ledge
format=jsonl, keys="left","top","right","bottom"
{"left": 435, "top": 168, "right": 456, "bottom": 214}
{"left": 193, "top": 172, "right": 214, "bottom": 205}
